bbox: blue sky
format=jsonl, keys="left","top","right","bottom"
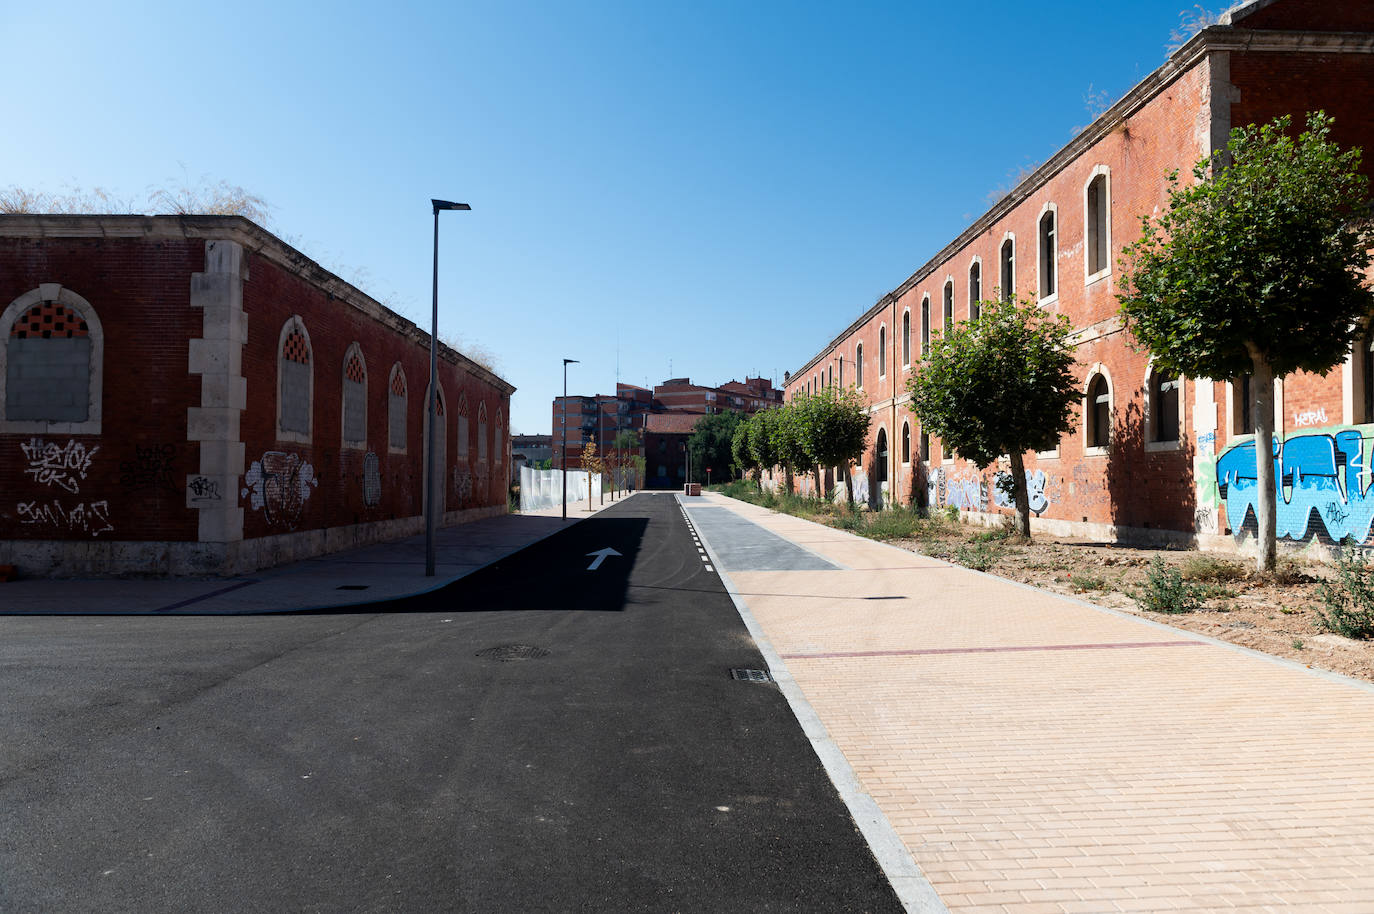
{"left": 1, "top": 0, "right": 1211, "bottom": 433}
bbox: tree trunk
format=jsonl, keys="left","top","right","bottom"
{"left": 1249, "top": 349, "right": 1278, "bottom": 572}
{"left": 844, "top": 459, "right": 856, "bottom": 507}
{"left": 1007, "top": 450, "right": 1032, "bottom": 539}
{"left": 814, "top": 464, "right": 823, "bottom": 498}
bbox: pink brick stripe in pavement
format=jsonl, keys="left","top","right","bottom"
{"left": 696, "top": 493, "right": 1374, "bottom": 914}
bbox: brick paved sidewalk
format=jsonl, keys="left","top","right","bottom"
{"left": 689, "top": 493, "right": 1374, "bottom": 914}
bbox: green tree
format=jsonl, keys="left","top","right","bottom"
{"left": 906, "top": 295, "right": 1079, "bottom": 538}
{"left": 792, "top": 386, "right": 872, "bottom": 505}
{"left": 687, "top": 411, "right": 746, "bottom": 484}
{"left": 731, "top": 421, "right": 753, "bottom": 485}
{"left": 747, "top": 408, "right": 781, "bottom": 490}
{"left": 1118, "top": 111, "right": 1373, "bottom": 571}
{"left": 769, "top": 399, "right": 810, "bottom": 494}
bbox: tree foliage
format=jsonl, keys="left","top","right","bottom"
{"left": 1118, "top": 112, "right": 1372, "bottom": 382}
{"left": 788, "top": 386, "right": 871, "bottom": 503}
{"left": 686, "top": 410, "right": 746, "bottom": 483}
{"left": 1118, "top": 111, "right": 1373, "bottom": 570}
{"left": 906, "top": 295, "right": 1079, "bottom": 535}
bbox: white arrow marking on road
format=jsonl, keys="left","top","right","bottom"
{"left": 585, "top": 547, "right": 622, "bottom": 571}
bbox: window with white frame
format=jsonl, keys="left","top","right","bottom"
{"left": 921, "top": 296, "right": 930, "bottom": 355}
{"left": 1085, "top": 372, "right": 1111, "bottom": 450}
{"left": 943, "top": 280, "right": 954, "bottom": 329}
{"left": 1233, "top": 373, "right": 1254, "bottom": 436}
{"left": 920, "top": 428, "right": 930, "bottom": 461}
{"left": 855, "top": 345, "right": 863, "bottom": 388}
{"left": 878, "top": 326, "right": 886, "bottom": 377}
{"left": 968, "top": 259, "right": 982, "bottom": 320}
{"left": 1039, "top": 206, "right": 1057, "bottom": 300}
{"left": 999, "top": 235, "right": 1015, "bottom": 301}
{"left": 1085, "top": 169, "right": 1110, "bottom": 280}
{"left": 1148, "top": 366, "right": 1181, "bottom": 444}
{"left": 901, "top": 310, "right": 911, "bottom": 367}
{"left": 901, "top": 421, "right": 911, "bottom": 464}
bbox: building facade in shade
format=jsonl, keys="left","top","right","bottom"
{"left": 0, "top": 215, "right": 514, "bottom": 576}
{"left": 644, "top": 412, "right": 703, "bottom": 488}
{"left": 510, "top": 434, "right": 553, "bottom": 481}
{"left": 781, "top": 0, "right": 1374, "bottom": 553}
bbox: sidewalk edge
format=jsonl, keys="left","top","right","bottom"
{"left": 680, "top": 497, "right": 949, "bottom": 914}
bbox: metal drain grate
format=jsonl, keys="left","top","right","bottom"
{"left": 476, "top": 644, "right": 551, "bottom": 662}
{"left": 336, "top": 584, "right": 370, "bottom": 591}
{"left": 729, "top": 668, "right": 773, "bottom": 682}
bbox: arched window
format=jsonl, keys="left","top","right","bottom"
{"left": 478, "top": 401, "right": 489, "bottom": 463}
{"left": 456, "top": 391, "right": 471, "bottom": 460}
{"left": 1000, "top": 235, "right": 1015, "bottom": 301}
{"left": 342, "top": 342, "right": 367, "bottom": 450}
{"left": 1085, "top": 168, "right": 1111, "bottom": 279}
{"left": 495, "top": 407, "right": 505, "bottom": 465}
{"left": 839, "top": 355, "right": 845, "bottom": 389}
{"left": 1363, "top": 333, "right": 1374, "bottom": 423}
{"left": 875, "top": 428, "right": 888, "bottom": 483}
{"left": 388, "top": 364, "right": 407, "bottom": 453}
{"left": 1085, "top": 371, "right": 1111, "bottom": 450}
{"left": 968, "top": 259, "right": 982, "bottom": 319}
{"left": 943, "top": 280, "right": 954, "bottom": 329}
{"left": 920, "top": 296, "right": 931, "bottom": 355}
{"left": 1148, "top": 366, "right": 1181, "bottom": 444}
{"left": 920, "top": 429, "right": 930, "bottom": 462}
{"left": 1, "top": 285, "right": 103, "bottom": 435}
{"left": 901, "top": 310, "right": 911, "bottom": 367}
{"left": 878, "top": 326, "right": 887, "bottom": 378}
{"left": 901, "top": 421, "right": 911, "bottom": 464}
{"left": 855, "top": 344, "right": 863, "bottom": 389}
{"left": 1039, "top": 205, "right": 1058, "bottom": 300}
{"left": 423, "top": 384, "right": 447, "bottom": 513}
{"left": 277, "top": 316, "right": 313, "bottom": 443}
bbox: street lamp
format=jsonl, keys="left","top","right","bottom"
{"left": 562, "top": 358, "right": 578, "bottom": 519}
{"left": 426, "top": 198, "right": 471, "bottom": 577}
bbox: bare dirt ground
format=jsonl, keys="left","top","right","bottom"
{"left": 884, "top": 527, "right": 1374, "bottom": 684}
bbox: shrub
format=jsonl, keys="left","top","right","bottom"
{"left": 862, "top": 506, "right": 928, "bottom": 541}
{"left": 1133, "top": 558, "right": 1202, "bottom": 614}
{"left": 1180, "top": 553, "right": 1247, "bottom": 583}
{"left": 1069, "top": 573, "right": 1107, "bottom": 592}
{"left": 943, "top": 506, "right": 960, "bottom": 522}
{"left": 1315, "top": 552, "right": 1374, "bottom": 639}
{"left": 952, "top": 542, "right": 999, "bottom": 572}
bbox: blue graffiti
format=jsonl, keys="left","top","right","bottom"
{"left": 992, "top": 469, "right": 1051, "bottom": 515}
{"left": 1215, "top": 429, "right": 1374, "bottom": 544}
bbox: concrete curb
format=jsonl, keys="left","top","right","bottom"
{"left": 679, "top": 496, "right": 949, "bottom": 914}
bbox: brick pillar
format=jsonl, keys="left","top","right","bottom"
{"left": 186, "top": 239, "right": 247, "bottom": 547}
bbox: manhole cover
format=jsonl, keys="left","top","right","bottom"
{"left": 476, "top": 644, "right": 550, "bottom": 662}
{"left": 729, "top": 668, "right": 773, "bottom": 682}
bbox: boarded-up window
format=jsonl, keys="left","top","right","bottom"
{"left": 478, "top": 401, "right": 489, "bottom": 462}
{"left": 388, "top": 366, "right": 407, "bottom": 451}
{"left": 279, "top": 322, "right": 312, "bottom": 437}
{"left": 456, "top": 392, "right": 470, "bottom": 460}
{"left": 342, "top": 347, "right": 366, "bottom": 448}
{"left": 6, "top": 300, "right": 91, "bottom": 422}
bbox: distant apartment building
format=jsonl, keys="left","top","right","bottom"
{"left": 551, "top": 376, "right": 782, "bottom": 472}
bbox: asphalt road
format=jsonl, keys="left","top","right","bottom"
{"left": 0, "top": 492, "right": 902, "bottom": 913}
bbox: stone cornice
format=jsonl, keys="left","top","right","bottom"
{"left": 0, "top": 214, "right": 515, "bottom": 396}
{"left": 785, "top": 24, "right": 1372, "bottom": 383}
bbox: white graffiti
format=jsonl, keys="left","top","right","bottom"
{"left": 242, "top": 451, "right": 317, "bottom": 529}
{"left": 1292, "top": 407, "right": 1329, "bottom": 428}
{"left": 21, "top": 438, "right": 99, "bottom": 494}
{"left": 992, "top": 469, "right": 1051, "bottom": 516}
{"left": 17, "top": 499, "right": 114, "bottom": 536}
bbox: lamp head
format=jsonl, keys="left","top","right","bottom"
{"left": 432, "top": 199, "right": 471, "bottom": 213}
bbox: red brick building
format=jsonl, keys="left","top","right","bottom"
{"left": 644, "top": 412, "right": 702, "bottom": 488}
{"left": 782, "top": 0, "right": 1374, "bottom": 553}
{"left": 0, "top": 215, "right": 514, "bottom": 576}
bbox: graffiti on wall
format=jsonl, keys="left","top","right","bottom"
{"left": 1214, "top": 429, "right": 1374, "bottom": 544}
{"left": 21, "top": 438, "right": 98, "bottom": 494}
{"left": 992, "top": 469, "right": 1052, "bottom": 515}
{"left": 242, "top": 451, "right": 317, "bottom": 529}
{"left": 17, "top": 499, "right": 114, "bottom": 536}
{"left": 928, "top": 467, "right": 987, "bottom": 512}
{"left": 187, "top": 475, "right": 223, "bottom": 504}
{"left": 119, "top": 443, "right": 176, "bottom": 493}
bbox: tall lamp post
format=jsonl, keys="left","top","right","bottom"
{"left": 562, "top": 358, "right": 578, "bottom": 519}
{"left": 426, "top": 199, "right": 471, "bottom": 577}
